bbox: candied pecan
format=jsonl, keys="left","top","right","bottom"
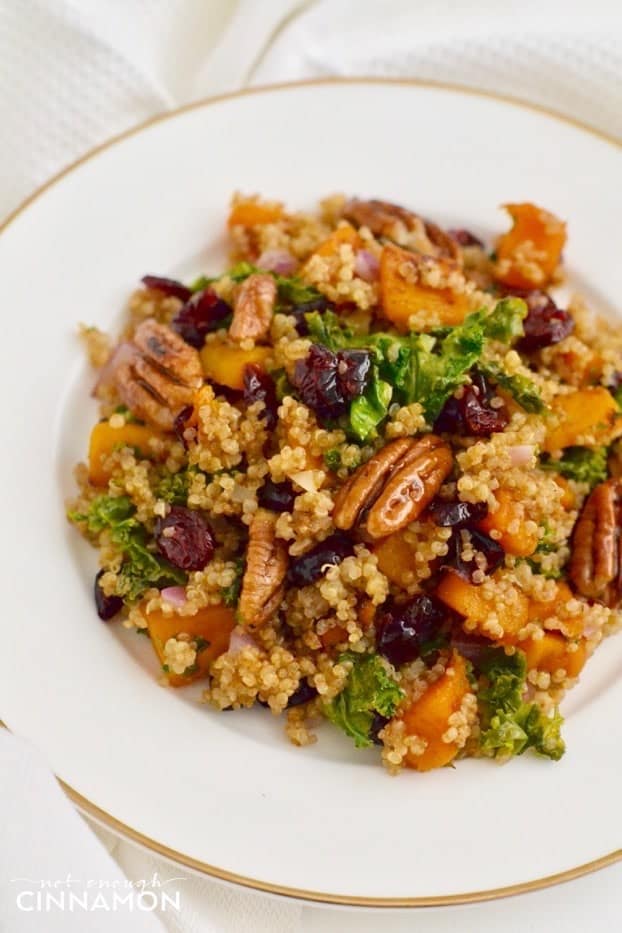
{"left": 332, "top": 438, "right": 413, "bottom": 531}
{"left": 115, "top": 320, "right": 203, "bottom": 430}
{"left": 569, "top": 479, "right": 622, "bottom": 607}
{"left": 332, "top": 436, "right": 453, "bottom": 539}
{"left": 238, "top": 509, "right": 289, "bottom": 630}
{"left": 341, "top": 198, "right": 460, "bottom": 262}
{"left": 229, "top": 273, "right": 277, "bottom": 342}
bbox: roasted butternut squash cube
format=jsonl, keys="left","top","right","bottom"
{"left": 200, "top": 342, "right": 272, "bottom": 390}
{"left": 372, "top": 530, "right": 417, "bottom": 587}
{"left": 521, "top": 632, "right": 587, "bottom": 679}
{"left": 403, "top": 651, "right": 470, "bottom": 771}
{"left": 527, "top": 581, "right": 574, "bottom": 624}
{"left": 88, "top": 420, "right": 165, "bottom": 486}
{"left": 495, "top": 202, "right": 566, "bottom": 289}
{"left": 309, "top": 222, "right": 363, "bottom": 259}
{"left": 543, "top": 387, "right": 621, "bottom": 452}
{"left": 478, "top": 488, "right": 538, "bottom": 557}
{"left": 379, "top": 242, "right": 469, "bottom": 332}
{"left": 146, "top": 603, "right": 235, "bottom": 686}
{"left": 227, "top": 197, "right": 284, "bottom": 229}
{"left": 435, "top": 571, "right": 529, "bottom": 639}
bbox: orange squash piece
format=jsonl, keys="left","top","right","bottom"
{"left": 495, "top": 202, "right": 567, "bottom": 289}
{"left": 310, "top": 223, "right": 363, "bottom": 260}
{"left": 527, "top": 581, "right": 574, "bottom": 624}
{"left": 146, "top": 603, "right": 236, "bottom": 687}
{"left": 200, "top": 343, "right": 272, "bottom": 390}
{"left": 227, "top": 198, "right": 284, "bottom": 229}
{"left": 88, "top": 420, "right": 165, "bottom": 486}
{"left": 372, "top": 530, "right": 417, "bottom": 587}
{"left": 403, "top": 651, "right": 470, "bottom": 771}
{"left": 543, "top": 387, "right": 620, "bottom": 452}
{"left": 379, "top": 242, "right": 470, "bottom": 332}
{"left": 478, "top": 488, "right": 538, "bottom": 557}
{"left": 521, "top": 632, "right": 587, "bottom": 679}
{"left": 436, "top": 571, "right": 529, "bottom": 639}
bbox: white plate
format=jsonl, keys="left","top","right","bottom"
{"left": 1, "top": 80, "right": 622, "bottom": 906}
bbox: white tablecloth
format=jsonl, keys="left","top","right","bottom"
{"left": 2, "top": 1, "right": 621, "bottom": 930}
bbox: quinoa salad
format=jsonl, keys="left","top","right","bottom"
{"left": 68, "top": 194, "right": 622, "bottom": 773}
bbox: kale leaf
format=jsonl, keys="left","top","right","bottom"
{"left": 348, "top": 372, "right": 393, "bottom": 442}
{"left": 482, "top": 297, "right": 527, "bottom": 343}
{"left": 155, "top": 470, "right": 189, "bottom": 505}
{"left": 68, "top": 495, "right": 186, "bottom": 602}
{"left": 325, "top": 652, "right": 404, "bottom": 748}
{"left": 477, "top": 648, "right": 565, "bottom": 761}
{"left": 540, "top": 446, "right": 608, "bottom": 488}
{"left": 478, "top": 360, "right": 545, "bottom": 414}
{"left": 221, "top": 558, "right": 245, "bottom": 608}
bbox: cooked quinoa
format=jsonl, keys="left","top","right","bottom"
{"left": 68, "top": 193, "right": 622, "bottom": 773}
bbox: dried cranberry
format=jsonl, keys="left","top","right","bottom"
{"left": 514, "top": 290, "right": 574, "bottom": 352}
{"left": 376, "top": 595, "right": 448, "bottom": 667}
{"left": 141, "top": 275, "right": 192, "bottom": 302}
{"left": 369, "top": 711, "right": 390, "bottom": 745}
{"left": 286, "top": 680, "right": 319, "bottom": 708}
{"left": 243, "top": 364, "right": 278, "bottom": 430}
{"left": 173, "top": 405, "right": 193, "bottom": 448}
{"left": 154, "top": 506, "right": 214, "bottom": 571}
{"left": 94, "top": 569, "right": 123, "bottom": 621}
{"left": 448, "top": 228, "right": 484, "bottom": 248}
{"left": 288, "top": 532, "right": 354, "bottom": 587}
{"left": 171, "top": 288, "right": 231, "bottom": 348}
{"left": 441, "top": 528, "right": 505, "bottom": 581}
{"left": 435, "top": 372, "right": 508, "bottom": 436}
{"left": 292, "top": 345, "right": 371, "bottom": 421}
{"left": 258, "top": 479, "right": 296, "bottom": 512}
{"left": 427, "top": 499, "right": 488, "bottom": 527}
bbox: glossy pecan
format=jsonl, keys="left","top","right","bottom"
{"left": 569, "top": 479, "right": 622, "bottom": 607}
{"left": 333, "top": 435, "right": 453, "bottom": 540}
{"left": 341, "top": 198, "right": 460, "bottom": 262}
{"left": 238, "top": 509, "right": 289, "bottom": 630}
{"left": 229, "top": 273, "right": 277, "bottom": 342}
{"left": 115, "top": 320, "right": 203, "bottom": 430}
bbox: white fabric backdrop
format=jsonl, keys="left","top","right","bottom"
{"left": 2, "top": 1, "right": 621, "bottom": 930}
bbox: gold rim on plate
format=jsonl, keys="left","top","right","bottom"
{"left": 2, "top": 77, "right": 621, "bottom": 907}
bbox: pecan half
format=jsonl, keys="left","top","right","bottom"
{"left": 569, "top": 479, "right": 622, "bottom": 607}
{"left": 341, "top": 198, "right": 460, "bottom": 262}
{"left": 115, "top": 320, "right": 203, "bottom": 430}
{"left": 229, "top": 273, "right": 277, "bottom": 342}
{"left": 333, "top": 435, "right": 453, "bottom": 539}
{"left": 238, "top": 509, "right": 289, "bottom": 630}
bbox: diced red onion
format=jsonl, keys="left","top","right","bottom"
{"left": 451, "top": 635, "right": 489, "bottom": 665}
{"left": 161, "top": 586, "right": 187, "bottom": 608}
{"left": 508, "top": 444, "right": 535, "bottom": 467}
{"left": 256, "top": 249, "right": 298, "bottom": 276}
{"left": 228, "top": 626, "right": 257, "bottom": 655}
{"left": 91, "top": 342, "right": 135, "bottom": 399}
{"left": 354, "top": 249, "right": 380, "bottom": 282}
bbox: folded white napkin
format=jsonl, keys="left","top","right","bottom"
{"left": 251, "top": 0, "right": 622, "bottom": 142}
{"left": 2, "top": 1, "right": 622, "bottom": 931}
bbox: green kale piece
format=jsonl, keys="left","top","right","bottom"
{"left": 478, "top": 648, "right": 565, "bottom": 761}
{"left": 325, "top": 652, "right": 404, "bottom": 749}
{"left": 68, "top": 495, "right": 186, "bottom": 602}
{"left": 478, "top": 360, "right": 545, "bottom": 413}
{"left": 540, "top": 446, "right": 608, "bottom": 488}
